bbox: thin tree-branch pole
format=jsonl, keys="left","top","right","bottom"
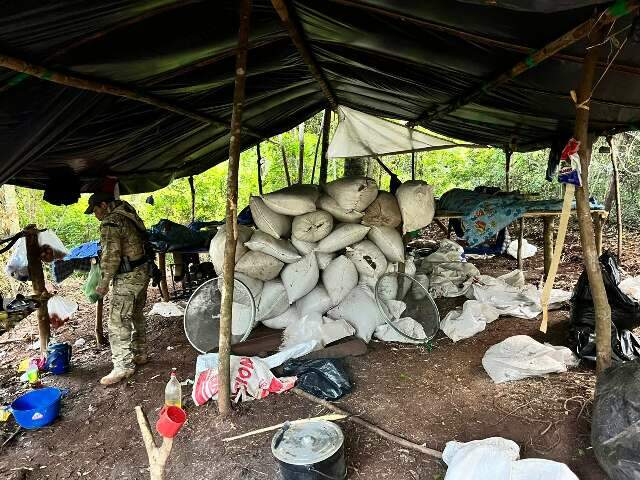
{"left": 256, "top": 143, "right": 264, "bottom": 195}
{"left": 573, "top": 33, "right": 612, "bottom": 375}
{"left": 505, "top": 148, "right": 512, "bottom": 191}
{"left": 279, "top": 133, "right": 292, "bottom": 186}
{"left": 270, "top": 0, "right": 338, "bottom": 110}
{"left": 319, "top": 108, "right": 332, "bottom": 184}
{"left": 327, "top": 0, "right": 640, "bottom": 77}
{"left": 298, "top": 122, "right": 305, "bottom": 184}
{"left": 606, "top": 135, "right": 623, "bottom": 259}
{"left": 310, "top": 114, "right": 324, "bottom": 183}
{"left": 0, "top": 53, "right": 267, "bottom": 141}
{"left": 218, "top": 0, "right": 252, "bottom": 417}
{"left": 408, "top": 0, "right": 639, "bottom": 127}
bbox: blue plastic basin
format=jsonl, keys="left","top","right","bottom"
{"left": 11, "top": 387, "right": 63, "bottom": 429}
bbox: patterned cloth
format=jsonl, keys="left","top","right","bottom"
{"left": 52, "top": 241, "right": 99, "bottom": 283}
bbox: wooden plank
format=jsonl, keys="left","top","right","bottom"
{"left": 434, "top": 209, "right": 607, "bottom": 220}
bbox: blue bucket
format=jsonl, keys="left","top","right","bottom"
{"left": 10, "top": 387, "right": 64, "bottom": 429}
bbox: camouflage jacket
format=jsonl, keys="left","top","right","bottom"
{"left": 99, "top": 200, "right": 147, "bottom": 290}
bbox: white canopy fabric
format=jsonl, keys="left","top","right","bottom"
{"left": 327, "top": 106, "right": 456, "bottom": 159}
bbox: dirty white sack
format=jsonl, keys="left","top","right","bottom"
{"left": 244, "top": 230, "right": 301, "bottom": 263}
{"left": 362, "top": 191, "right": 402, "bottom": 228}
{"left": 316, "top": 223, "right": 370, "bottom": 253}
{"left": 249, "top": 196, "right": 291, "bottom": 239}
{"left": 282, "top": 312, "right": 355, "bottom": 350}
{"left": 374, "top": 317, "right": 427, "bottom": 344}
{"left": 261, "top": 184, "right": 319, "bottom": 216}
{"left": 281, "top": 253, "right": 319, "bottom": 304}
{"left": 507, "top": 238, "right": 538, "bottom": 260}
{"left": 292, "top": 210, "right": 333, "bottom": 243}
{"left": 482, "top": 335, "right": 579, "bottom": 384}
{"left": 235, "top": 250, "right": 284, "bottom": 281}
{"left": 440, "top": 300, "right": 500, "bottom": 342}
{"left": 209, "top": 225, "right": 253, "bottom": 275}
{"left": 149, "top": 302, "right": 184, "bottom": 317}
{"left": 316, "top": 195, "right": 364, "bottom": 223}
{"left": 323, "top": 176, "right": 378, "bottom": 212}
{"left": 322, "top": 255, "right": 359, "bottom": 305}
{"left": 395, "top": 180, "right": 435, "bottom": 233}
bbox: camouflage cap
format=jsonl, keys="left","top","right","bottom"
{"left": 84, "top": 192, "right": 115, "bottom": 214}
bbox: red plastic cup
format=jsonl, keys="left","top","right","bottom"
{"left": 155, "top": 406, "right": 187, "bottom": 438}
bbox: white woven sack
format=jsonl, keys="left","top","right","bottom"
{"left": 326, "top": 285, "right": 384, "bottom": 343}
{"left": 316, "top": 252, "right": 335, "bottom": 270}
{"left": 209, "top": 224, "right": 253, "bottom": 275}
{"left": 261, "top": 184, "right": 319, "bottom": 216}
{"left": 323, "top": 176, "right": 378, "bottom": 212}
{"left": 245, "top": 230, "right": 301, "bottom": 263}
{"left": 317, "top": 195, "right": 364, "bottom": 223}
{"left": 235, "top": 251, "right": 284, "bottom": 281}
{"left": 346, "top": 240, "right": 388, "bottom": 279}
{"left": 316, "top": 224, "right": 370, "bottom": 253}
{"left": 282, "top": 312, "right": 355, "bottom": 350}
{"left": 232, "top": 302, "right": 254, "bottom": 336}
{"left": 292, "top": 210, "right": 333, "bottom": 242}
{"left": 362, "top": 191, "right": 402, "bottom": 228}
{"left": 281, "top": 253, "right": 319, "bottom": 304}
{"left": 322, "top": 255, "right": 358, "bottom": 305}
{"left": 257, "top": 279, "right": 289, "bottom": 321}
{"left": 291, "top": 236, "right": 316, "bottom": 255}
{"left": 367, "top": 225, "right": 404, "bottom": 263}
{"left": 296, "top": 284, "right": 334, "bottom": 317}
{"left": 262, "top": 305, "right": 298, "bottom": 329}
{"left": 249, "top": 196, "right": 291, "bottom": 239}
{"left": 217, "top": 272, "right": 263, "bottom": 305}
{"left": 395, "top": 180, "right": 435, "bottom": 233}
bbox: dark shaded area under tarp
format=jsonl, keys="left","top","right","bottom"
{"left": 1, "top": 0, "right": 639, "bottom": 194}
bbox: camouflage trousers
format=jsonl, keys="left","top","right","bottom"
{"left": 108, "top": 267, "right": 149, "bottom": 370}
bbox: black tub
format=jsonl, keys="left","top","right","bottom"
{"left": 272, "top": 420, "right": 346, "bottom": 480}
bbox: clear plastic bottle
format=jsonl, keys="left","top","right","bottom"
{"left": 164, "top": 368, "right": 182, "bottom": 408}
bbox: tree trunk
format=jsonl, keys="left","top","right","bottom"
{"left": 1, "top": 185, "right": 20, "bottom": 234}
{"left": 218, "top": 0, "right": 252, "bottom": 417}
{"left": 344, "top": 157, "right": 365, "bottom": 177}
{"left": 572, "top": 37, "right": 611, "bottom": 374}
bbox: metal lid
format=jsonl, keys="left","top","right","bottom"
{"left": 271, "top": 420, "right": 344, "bottom": 465}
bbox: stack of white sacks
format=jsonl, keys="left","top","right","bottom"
{"left": 209, "top": 177, "right": 435, "bottom": 350}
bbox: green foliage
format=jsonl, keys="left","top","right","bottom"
{"left": 8, "top": 114, "right": 640, "bottom": 252}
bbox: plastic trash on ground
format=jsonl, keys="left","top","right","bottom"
{"left": 506, "top": 239, "right": 537, "bottom": 260}
{"left": 149, "top": 302, "right": 185, "bottom": 318}
{"left": 282, "top": 358, "right": 352, "bottom": 400}
{"left": 482, "top": 335, "right": 579, "bottom": 384}
{"left": 47, "top": 295, "right": 78, "bottom": 329}
{"left": 619, "top": 276, "right": 640, "bottom": 303}
{"left": 442, "top": 436, "right": 578, "bottom": 480}
{"left": 592, "top": 359, "right": 640, "bottom": 479}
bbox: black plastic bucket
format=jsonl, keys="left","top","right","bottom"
{"left": 272, "top": 420, "right": 346, "bottom": 480}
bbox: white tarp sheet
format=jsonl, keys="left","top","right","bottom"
{"left": 327, "top": 106, "right": 455, "bottom": 159}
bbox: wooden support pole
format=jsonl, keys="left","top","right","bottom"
{"left": 606, "top": 136, "right": 623, "bottom": 259}
{"left": 256, "top": 143, "right": 263, "bottom": 195}
{"left": 24, "top": 226, "right": 50, "bottom": 357}
{"left": 593, "top": 213, "right": 603, "bottom": 256}
{"left": 411, "top": 151, "right": 416, "bottom": 180}
{"left": 158, "top": 253, "right": 170, "bottom": 302}
{"left": 270, "top": 0, "right": 338, "bottom": 110}
{"left": 517, "top": 217, "right": 524, "bottom": 270}
{"left": 319, "top": 108, "right": 331, "bottom": 185}
{"left": 135, "top": 406, "right": 174, "bottom": 480}
{"left": 505, "top": 148, "right": 512, "bottom": 192}
{"left": 95, "top": 298, "right": 106, "bottom": 346}
{"left": 218, "top": 0, "right": 252, "bottom": 417}
{"left": 572, "top": 35, "right": 611, "bottom": 374}
{"left": 310, "top": 115, "right": 323, "bottom": 184}
{"left": 543, "top": 217, "right": 554, "bottom": 277}
{"left": 292, "top": 388, "right": 442, "bottom": 459}
{"left": 408, "top": 0, "right": 639, "bottom": 127}
{"left": 298, "top": 122, "right": 305, "bottom": 184}
{"left": 279, "top": 133, "right": 292, "bottom": 186}
{"left": 188, "top": 176, "right": 196, "bottom": 223}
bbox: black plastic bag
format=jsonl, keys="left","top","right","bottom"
{"left": 282, "top": 359, "right": 352, "bottom": 400}
{"left": 572, "top": 323, "right": 640, "bottom": 364}
{"left": 148, "top": 219, "right": 209, "bottom": 252}
{"left": 570, "top": 251, "right": 640, "bottom": 331}
{"left": 592, "top": 359, "right": 640, "bottom": 479}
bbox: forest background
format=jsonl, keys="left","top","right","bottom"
{"left": 1, "top": 110, "right": 639, "bottom": 253}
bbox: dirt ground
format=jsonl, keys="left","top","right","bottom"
{"left": 0, "top": 220, "right": 637, "bottom": 480}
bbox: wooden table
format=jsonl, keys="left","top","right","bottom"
{"left": 433, "top": 209, "right": 608, "bottom": 274}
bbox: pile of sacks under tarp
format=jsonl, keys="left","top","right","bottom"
{"left": 209, "top": 177, "right": 436, "bottom": 349}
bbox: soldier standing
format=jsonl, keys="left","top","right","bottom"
{"left": 85, "top": 192, "right": 151, "bottom": 385}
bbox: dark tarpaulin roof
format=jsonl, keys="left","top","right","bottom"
{"left": 0, "top": 0, "right": 638, "bottom": 193}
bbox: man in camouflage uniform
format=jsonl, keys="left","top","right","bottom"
{"left": 85, "top": 192, "right": 150, "bottom": 385}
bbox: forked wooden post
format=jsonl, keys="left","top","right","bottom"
{"left": 24, "top": 225, "right": 50, "bottom": 357}
{"left": 572, "top": 34, "right": 611, "bottom": 374}
{"left": 319, "top": 108, "right": 331, "bottom": 185}
{"left": 218, "top": 0, "right": 252, "bottom": 417}
{"left": 543, "top": 217, "right": 554, "bottom": 277}
{"left": 95, "top": 298, "right": 107, "bottom": 346}
{"left": 135, "top": 406, "right": 173, "bottom": 480}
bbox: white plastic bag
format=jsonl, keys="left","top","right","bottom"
{"left": 5, "top": 237, "right": 29, "bottom": 281}
{"left": 619, "top": 276, "right": 640, "bottom": 302}
{"left": 482, "top": 335, "right": 579, "bottom": 384}
{"left": 47, "top": 295, "right": 78, "bottom": 328}
{"left": 507, "top": 239, "right": 537, "bottom": 260}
